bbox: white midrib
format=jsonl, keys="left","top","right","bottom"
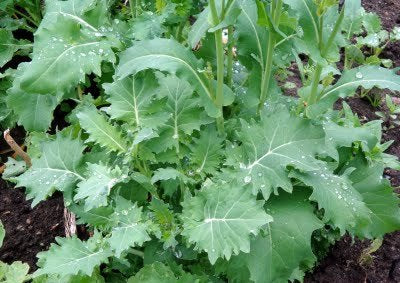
{"left": 132, "top": 78, "right": 140, "bottom": 126}
{"left": 320, "top": 79, "right": 400, "bottom": 100}
{"left": 81, "top": 112, "right": 126, "bottom": 152}
{"left": 300, "top": 0, "right": 320, "bottom": 43}
{"left": 27, "top": 42, "right": 101, "bottom": 89}
{"left": 121, "top": 54, "right": 213, "bottom": 100}
{"left": 48, "top": 11, "right": 99, "bottom": 32}
{"left": 197, "top": 141, "right": 211, "bottom": 172}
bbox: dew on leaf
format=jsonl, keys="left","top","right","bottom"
{"left": 244, "top": 175, "right": 252, "bottom": 184}
{"left": 356, "top": 72, "right": 363, "bottom": 79}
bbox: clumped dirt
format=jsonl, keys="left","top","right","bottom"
{"left": 0, "top": 180, "right": 64, "bottom": 271}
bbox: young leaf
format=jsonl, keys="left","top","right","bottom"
{"left": 108, "top": 197, "right": 150, "bottom": 257}
{"left": 128, "top": 262, "right": 177, "bottom": 283}
{"left": 103, "top": 71, "right": 168, "bottom": 129}
{"left": 181, "top": 182, "right": 272, "bottom": 264}
{"left": 2, "top": 157, "right": 27, "bottom": 179}
{"left": 34, "top": 233, "right": 112, "bottom": 277}
{"left": 189, "top": 126, "right": 224, "bottom": 176}
{"left": 14, "top": 134, "right": 85, "bottom": 206}
{"left": 146, "top": 75, "right": 212, "bottom": 152}
{"left": 116, "top": 38, "right": 234, "bottom": 118}
{"left": 230, "top": 108, "right": 325, "bottom": 200}
{"left": 74, "top": 163, "right": 126, "bottom": 211}
{"left": 0, "top": 261, "right": 30, "bottom": 283}
{"left": 240, "top": 190, "right": 323, "bottom": 283}
{"left": 77, "top": 105, "right": 128, "bottom": 153}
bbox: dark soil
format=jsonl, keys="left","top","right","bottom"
{"left": 0, "top": 180, "right": 64, "bottom": 271}
{"left": 362, "top": 0, "right": 400, "bottom": 68}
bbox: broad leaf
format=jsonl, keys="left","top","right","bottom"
{"left": 108, "top": 197, "right": 150, "bottom": 257}
{"left": 290, "top": 167, "right": 371, "bottom": 234}
{"left": 229, "top": 108, "right": 325, "bottom": 200}
{"left": 19, "top": 15, "right": 115, "bottom": 94}
{"left": 181, "top": 182, "right": 272, "bottom": 264}
{"left": 77, "top": 105, "right": 128, "bottom": 153}
{"left": 14, "top": 134, "right": 85, "bottom": 206}
{"left": 74, "top": 163, "right": 126, "bottom": 211}
{"left": 308, "top": 66, "right": 400, "bottom": 117}
{"left": 346, "top": 156, "right": 400, "bottom": 238}
{"left": 6, "top": 63, "right": 62, "bottom": 132}
{"left": 0, "top": 29, "right": 31, "bottom": 67}
{"left": 35, "top": 233, "right": 112, "bottom": 277}
{"left": 116, "top": 38, "right": 234, "bottom": 118}
{"left": 240, "top": 190, "right": 322, "bottom": 283}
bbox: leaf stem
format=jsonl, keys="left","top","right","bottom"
{"left": 257, "top": 0, "right": 282, "bottom": 114}
{"left": 130, "top": 0, "right": 140, "bottom": 18}
{"left": 307, "top": 63, "right": 323, "bottom": 104}
{"left": 210, "top": 0, "right": 225, "bottom": 135}
{"left": 226, "top": 26, "right": 234, "bottom": 88}
{"left": 321, "top": 5, "right": 345, "bottom": 58}
{"left": 309, "top": 5, "right": 346, "bottom": 105}
{"left": 129, "top": 248, "right": 144, "bottom": 258}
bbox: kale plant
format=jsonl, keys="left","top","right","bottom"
{"left": 1, "top": 0, "right": 400, "bottom": 282}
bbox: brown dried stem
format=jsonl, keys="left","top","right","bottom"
{"left": 3, "top": 129, "right": 32, "bottom": 167}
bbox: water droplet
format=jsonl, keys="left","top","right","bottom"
{"left": 356, "top": 72, "right": 363, "bottom": 79}
{"left": 172, "top": 134, "right": 178, "bottom": 139}
{"left": 244, "top": 175, "right": 252, "bottom": 183}
{"left": 122, "top": 210, "right": 128, "bottom": 215}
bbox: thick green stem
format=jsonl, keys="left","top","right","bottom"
{"left": 258, "top": 32, "right": 276, "bottom": 114}
{"left": 226, "top": 26, "right": 234, "bottom": 88}
{"left": 309, "top": 5, "right": 345, "bottom": 105}
{"left": 321, "top": 5, "right": 345, "bottom": 58}
{"left": 130, "top": 0, "right": 140, "bottom": 18}
{"left": 307, "top": 63, "right": 323, "bottom": 104}
{"left": 273, "top": 0, "right": 283, "bottom": 24}
{"left": 129, "top": 248, "right": 144, "bottom": 258}
{"left": 210, "top": 0, "right": 225, "bottom": 135}
{"left": 175, "top": 20, "right": 186, "bottom": 42}
{"left": 257, "top": 0, "right": 283, "bottom": 114}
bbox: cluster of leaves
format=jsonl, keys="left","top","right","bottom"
{"left": 1, "top": 0, "right": 400, "bottom": 282}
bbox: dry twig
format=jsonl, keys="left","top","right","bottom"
{"left": 3, "top": 129, "right": 32, "bottom": 167}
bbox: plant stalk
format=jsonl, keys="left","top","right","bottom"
{"left": 307, "top": 63, "right": 323, "bottom": 104}
{"left": 226, "top": 26, "right": 234, "bottom": 88}
{"left": 130, "top": 0, "right": 140, "bottom": 18}
{"left": 257, "top": 0, "right": 282, "bottom": 114}
{"left": 309, "top": 5, "right": 346, "bottom": 104}
{"left": 321, "top": 5, "right": 345, "bottom": 58}
{"left": 210, "top": 0, "right": 225, "bottom": 135}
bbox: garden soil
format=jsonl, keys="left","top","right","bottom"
{"left": 1, "top": 0, "right": 400, "bottom": 280}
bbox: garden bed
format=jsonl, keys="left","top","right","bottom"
{"left": 1, "top": 0, "right": 400, "bottom": 281}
